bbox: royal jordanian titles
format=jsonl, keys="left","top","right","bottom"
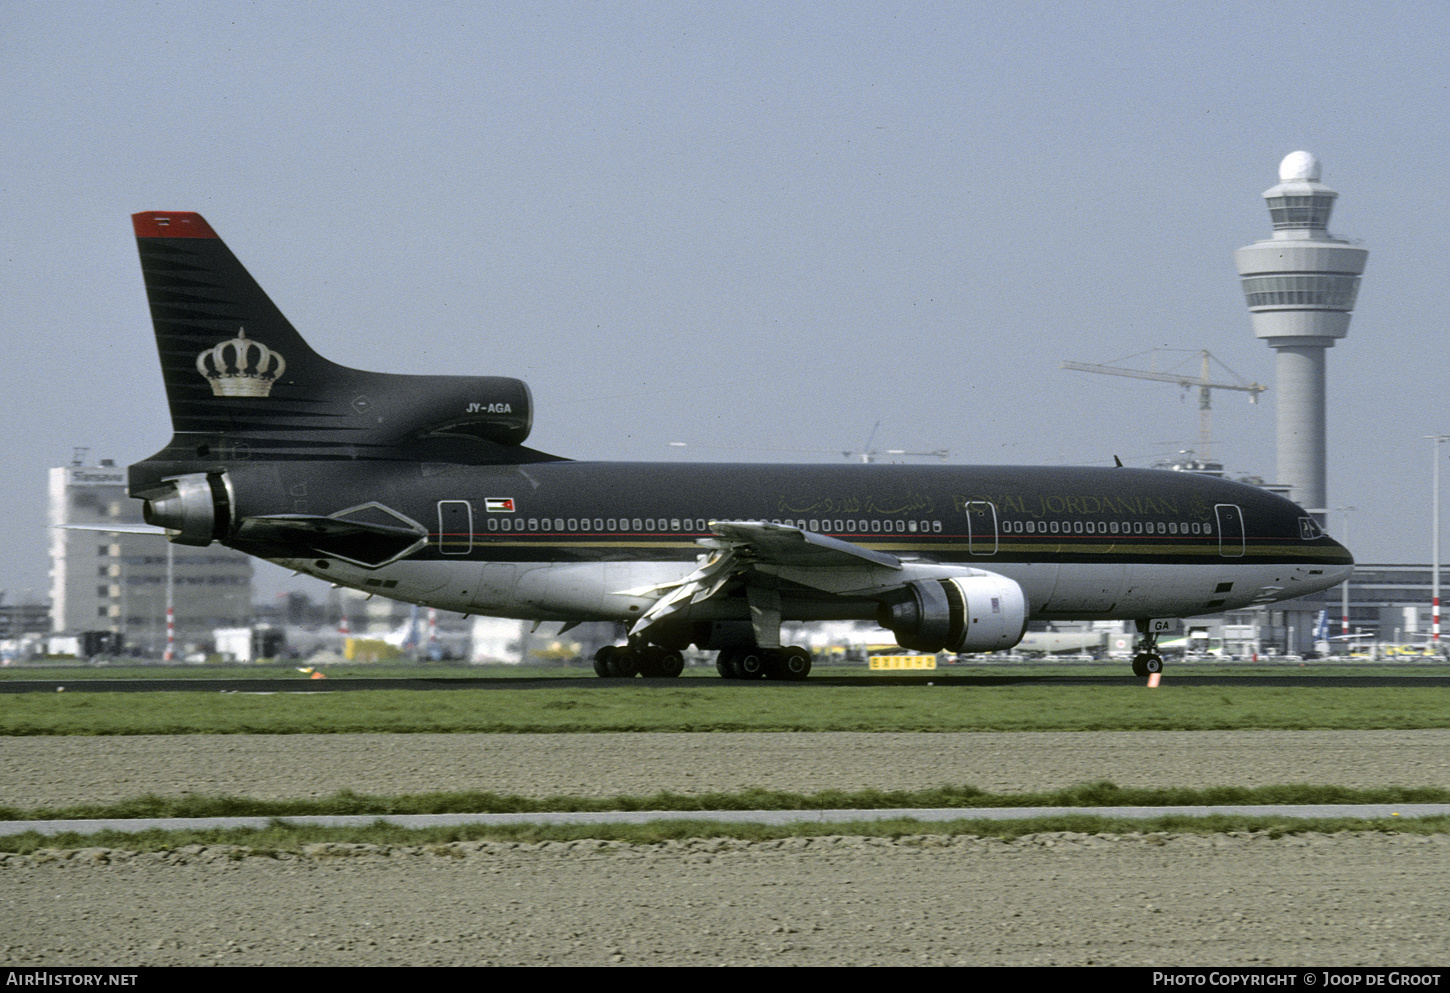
{"left": 127, "top": 212, "right": 1354, "bottom": 679}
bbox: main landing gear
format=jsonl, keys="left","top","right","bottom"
{"left": 591, "top": 643, "right": 814, "bottom": 680}
{"left": 1131, "top": 622, "right": 1165, "bottom": 678}
{"left": 715, "top": 645, "right": 812, "bottom": 681}
{"left": 593, "top": 644, "right": 685, "bottom": 678}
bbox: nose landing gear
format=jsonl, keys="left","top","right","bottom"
{"left": 1131, "top": 622, "right": 1165, "bottom": 677}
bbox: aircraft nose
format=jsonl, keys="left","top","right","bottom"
{"left": 1322, "top": 535, "right": 1355, "bottom": 585}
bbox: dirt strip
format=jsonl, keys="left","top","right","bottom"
{"left": 6, "top": 729, "right": 1450, "bottom": 808}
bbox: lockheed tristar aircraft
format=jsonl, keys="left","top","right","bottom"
{"left": 127, "top": 211, "right": 1354, "bottom": 679}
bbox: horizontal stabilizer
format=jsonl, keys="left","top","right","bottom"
{"left": 55, "top": 523, "right": 169, "bottom": 535}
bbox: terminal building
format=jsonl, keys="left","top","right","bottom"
{"left": 47, "top": 456, "right": 253, "bottom": 658}
{"left": 1167, "top": 563, "right": 1449, "bottom": 657}
{"left": 1310, "top": 563, "right": 1450, "bottom": 650}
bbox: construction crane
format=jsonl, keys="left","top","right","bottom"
{"left": 842, "top": 422, "right": 949, "bottom": 464}
{"left": 1061, "top": 349, "right": 1267, "bottom": 461}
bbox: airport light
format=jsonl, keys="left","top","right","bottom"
{"left": 1429, "top": 436, "right": 1450, "bottom": 653}
{"left": 1332, "top": 506, "right": 1355, "bottom": 641}
{"left": 164, "top": 542, "right": 174, "bottom": 662}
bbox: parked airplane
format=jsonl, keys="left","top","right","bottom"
{"left": 127, "top": 211, "right": 1355, "bottom": 679}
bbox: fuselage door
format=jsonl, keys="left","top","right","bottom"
{"left": 966, "top": 500, "right": 999, "bottom": 556}
{"left": 438, "top": 500, "right": 473, "bottom": 555}
{"left": 1215, "top": 503, "right": 1245, "bottom": 558}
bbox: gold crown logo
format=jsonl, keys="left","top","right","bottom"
{"left": 195, "top": 328, "right": 287, "bottom": 397}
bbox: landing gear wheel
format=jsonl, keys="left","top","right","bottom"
{"left": 737, "top": 650, "right": 769, "bottom": 679}
{"left": 594, "top": 645, "right": 640, "bottom": 678}
{"left": 716, "top": 647, "right": 742, "bottom": 679}
{"left": 636, "top": 646, "right": 684, "bottom": 678}
{"left": 716, "top": 647, "right": 769, "bottom": 679}
{"left": 655, "top": 649, "right": 685, "bottom": 678}
{"left": 635, "top": 646, "right": 664, "bottom": 677}
{"left": 1131, "top": 653, "right": 1163, "bottom": 677}
{"left": 773, "top": 646, "right": 812, "bottom": 681}
{"left": 610, "top": 650, "right": 640, "bottom": 678}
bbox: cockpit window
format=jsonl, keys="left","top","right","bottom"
{"left": 1299, "top": 516, "right": 1324, "bottom": 540}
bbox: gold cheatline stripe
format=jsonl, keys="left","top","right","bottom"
{"left": 450, "top": 539, "right": 703, "bottom": 550}
{"left": 926, "top": 540, "right": 1350, "bottom": 560}
{"left": 441, "top": 536, "right": 1348, "bottom": 561}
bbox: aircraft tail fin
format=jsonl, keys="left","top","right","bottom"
{"left": 133, "top": 211, "right": 331, "bottom": 424}
{"left": 130, "top": 212, "right": 558, "bottom": 494}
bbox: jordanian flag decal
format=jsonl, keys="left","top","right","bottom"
{"left": 485, "top": 498, "right": 515, "bottom": 513}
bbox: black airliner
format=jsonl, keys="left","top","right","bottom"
{"left": 127, "top": 212, "right": 1354, "bottom": 679}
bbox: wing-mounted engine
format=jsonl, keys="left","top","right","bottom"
{"left": 878, "top": 574, "right": 1029, "bottom": 653}
{"left": 619, "top": 522, "right": 1031, "bottom": 656}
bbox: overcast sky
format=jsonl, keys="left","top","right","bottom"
{"left": 3, "top": 1, "right": 1447, "bottom": 603}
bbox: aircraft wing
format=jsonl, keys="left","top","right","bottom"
{"left": 705, "top": 520, "right": 903, "bottom": 570}
{"left": 622, "top": 520, "right": 904, "bottom": 640}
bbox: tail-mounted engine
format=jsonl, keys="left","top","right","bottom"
{"left": 878, "top": 574, "right": 1028, "bottom": 654}
{"left": 138, "top": 472, "right": 232, "bottom": 547}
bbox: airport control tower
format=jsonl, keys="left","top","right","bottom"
{"left": 1235, "top": 151, "right": 1368, "bottom": 518}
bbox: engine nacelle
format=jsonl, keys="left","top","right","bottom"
{"left": 139, "top": 472, "right": 232, "bottom": 547}
{"left": 879, "top": 574, "right": 1028, "bottom": 654}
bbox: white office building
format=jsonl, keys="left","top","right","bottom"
{"left": 47, "top": 458, "right": 253, "bottom": 657}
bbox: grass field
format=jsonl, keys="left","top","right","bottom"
{"left": 9, "top": 781, "right": 1450, "bottom": 822}
{"left": 8, "top": 811, "right": 1450, "bottom": 856}
{"left": 4, "top": 680, "right": 1449, "bottom": 734}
